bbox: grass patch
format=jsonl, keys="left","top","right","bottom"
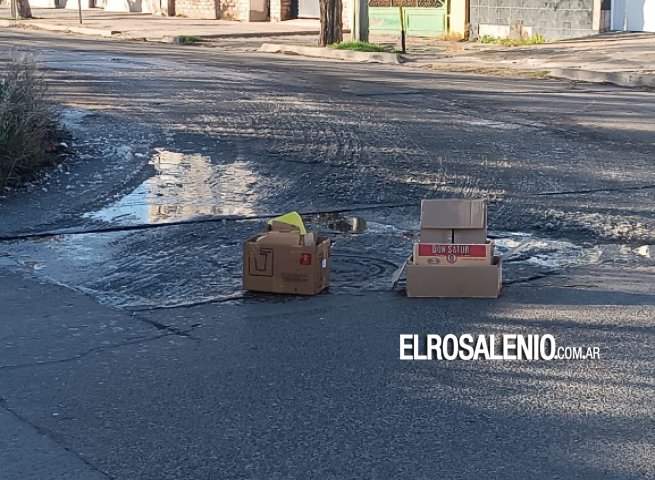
{"left": 0, "top": 56, "right": 58, "bottom": 187}
{"left": 331, "top": 41, "right": 397, "bottom": 53}
{"left": 479, "top": 34, "right": 546, "bottom": 47}
{"left": 526, "top": 69, "right": 551, "bottom": 79}
{"left": 177, "top": 35, "right": 202, "bottom": 45}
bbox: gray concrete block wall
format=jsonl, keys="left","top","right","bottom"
{"left": 175, "top": 0, "right": 220, "bottom": 18}
{"left": 470, "top": 0, "right": 597, "bottom": 40}
{"left": 174, "top": 0, "right": 250, "bottom": 20}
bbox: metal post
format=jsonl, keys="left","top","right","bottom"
{"left": 352, "top": 0, "right": 359, "bottom": 41}
{"left": 352, "top": 0, "right": 369, "bottom": 42}
{"left": 78, "top": 0, "right": 83, "bottom": 24}
{"left": 398, "top": 0, "right": 406, "bottom": 53}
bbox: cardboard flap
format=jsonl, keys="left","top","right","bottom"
{"left": 391, "top": 258, "right": 409, "bottom": 289}
{"left": 420, "top": 199, "right": 486, "bottom": 230}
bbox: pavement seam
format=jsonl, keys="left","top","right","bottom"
{"left": 0, "top": 397, "right": 116, "bottom": 480}
{"left": 536, "top": 184, "right": 655, "bottom": 196}
{"left": 129, "top": 294, "right": 247, "bottom": 312}
{"left": 0, "top": 203, "right": 415, "bottom": 241}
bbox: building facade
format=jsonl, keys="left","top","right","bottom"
{"left": 26, "top": 0, "right": 351, "bottom": 23}
{"left": 469, "top": 0, "right": 612, "bottom": 40}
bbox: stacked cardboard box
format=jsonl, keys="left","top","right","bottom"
{"left": 242, "top": 219, "right": 331, "bottom": 295}
{"left": 406, "top": 199, "right": 502, "bottom": 298}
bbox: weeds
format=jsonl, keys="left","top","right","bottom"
{"left": 177, "top": 35, "right": 201, "bottom": 45}
{"left": 438, "top": 31, "right": 464, "bottom": 42}
{"left": 331, "top": 41, "right": 397, "bottom": 53}
{"left": 527, "top": 69, "right": 551, "bottom": 78}
{"left": 0, "top": 56, "right": 57, "bottom": 187}
{"left": 479, "top": 34, "right": 546, "bottom": 46}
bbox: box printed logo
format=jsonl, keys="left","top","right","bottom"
{"left": 250, "top": 247, "right": 274, "bottom": 277}
{"left": 299, "top": 253, "right": 312, "bottom": 266}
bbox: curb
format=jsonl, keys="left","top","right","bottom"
{"left": 259, "top": 43, "right": 405, "bottom": 64}
{"left": 33, "top": 22, "right": 119, "bottom": 37}
{"left": 0, "top": 20, "right": 316, "bottom": 42}
{"left": 0, "top": 20, "right": 118, "bottom": 37}
{"left": 548, "top": 68, "right": 655, "bottom": 89}
{"left": 157, "top": 31, "right": 319, "bottom": 44}
{"left": 193, "top": 30, "right": 319, "bottom": 40}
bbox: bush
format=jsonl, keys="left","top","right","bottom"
{"left": 0, "top": 56, "right": 56, "bottom": 187}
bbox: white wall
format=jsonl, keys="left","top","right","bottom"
{"left": 644, "top": 0, "right": 655, "bottom": 30}
{"left": 612, "top": 0, "right": 655, "bottom": 31}
{"left": 29, "top": 0, "right": 59, "bottom": 7}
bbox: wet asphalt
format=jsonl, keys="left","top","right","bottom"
{"left": 0, "top": 29, "right": 654, "bottom": 479}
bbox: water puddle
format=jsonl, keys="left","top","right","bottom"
{"left": 494, "top": 232, "right": 655, "bottom": 268}
{"left": 85, "top": 150, "right": 263, "bottom": 226}
{"left": 0, "top": 253, "right": 45, "bottom": 270}
{"left": 491, "top": 232, "right": 585, "bottom": 268}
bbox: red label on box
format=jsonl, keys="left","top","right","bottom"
{"left": 299, "top": 253, "right": 312, "bottom": 266}
{"left": 417, "top": 244, "right": 488, "bottom": 257}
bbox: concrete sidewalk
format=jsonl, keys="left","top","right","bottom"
{"left": 254, "top": 32, "right": 655, "bottom": 87}
{"left": 0, "top": 7, "right": 320, "bottom": 40}
{"left": 395, "top": 32, "right": 655, "bottom": 88}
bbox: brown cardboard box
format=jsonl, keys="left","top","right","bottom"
{"left": 243, "top": 235, "right": 331, "bottom": 295}
{"left": 454, "top": 229, "right": 487, "bottom": 244}
{"left": 420, "top": 199, "right": 487, "bottom": 244}
{"left": 420, "top": 228, "right": 452, "bottom": 243}
{"left": 412, "top": 241, "right": 494, "bottom": 266}
{"left": 406, "top": 256, "right": 502, "bottom": 298}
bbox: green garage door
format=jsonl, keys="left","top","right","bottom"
{"left": 369, "top": 0, "right": 446, "bottom": 37}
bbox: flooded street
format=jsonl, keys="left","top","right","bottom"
{"left": 1, "top": 76, "right": 653, "bottom": 308}
{"left": 0, "top": 29, "right": 654, "bottom": 480}
{"left": 2, "top": 200, "right": 653, "bottom": 308}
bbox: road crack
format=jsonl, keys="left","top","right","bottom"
{"left": 0, "top": 397, "right": 115, "bottom": 479}
{"left": 0, "top": 334, "right": 170, "bottom": 371}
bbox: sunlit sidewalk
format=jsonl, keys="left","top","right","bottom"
{"left": 0, "top": 7, "right": 320, "bottom": 39}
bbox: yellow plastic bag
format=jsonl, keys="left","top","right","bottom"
{"left": 267, "top": 211, "right": 307, "bottom": 235}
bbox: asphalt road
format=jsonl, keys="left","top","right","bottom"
{"left": 0, "top": 29, "right": 654, "bottom": 479}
